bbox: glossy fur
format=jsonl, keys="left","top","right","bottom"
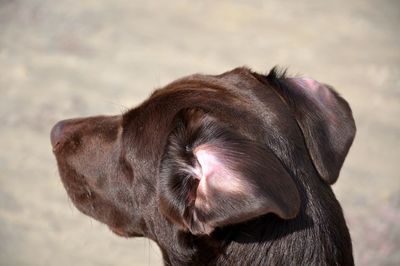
{"left": 51, "top": 67, "right": 356, "bottom": 265}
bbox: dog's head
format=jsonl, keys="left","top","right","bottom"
{"left": 51, "top": 67, "right": 355, "bottom": 238}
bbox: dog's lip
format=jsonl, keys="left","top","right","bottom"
{"left": 109, "top": 226, "right": 127, "bottom": 236}
{"left": 108, "top": 226, "right": 142, "bottom": 237}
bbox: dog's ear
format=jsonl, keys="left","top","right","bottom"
{"left": 275, "top": 74, "right": 356, "bottom": 185}
{"left": 159, "top": 109, "right": 300, "bottom": 235}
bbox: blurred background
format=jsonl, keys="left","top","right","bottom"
{"left": 0, "top": 0, "right": 399, "bottom": 265}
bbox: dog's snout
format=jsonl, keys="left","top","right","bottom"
{"left": 51, "top": 120, "right": 67, "bottom": 149}
{"left": 51, "top": 116, "right": 121, "bottom": 152}
{"left": 50, "top": 121, "right": 65, "bottom": 148}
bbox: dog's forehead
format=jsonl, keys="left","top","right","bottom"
{"left": 189, "top": 67, "right": 258, "bottom": 87}
{"left": 125, "top": 67, "right": 293, "bottom": 136}
{"left": 150, "top": 67, "right": 257, "bottom": 94}
{"left": 122, "top": 66, "right": 294, "bottom": 149}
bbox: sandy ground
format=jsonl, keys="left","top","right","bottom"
{"left": 0, "top": 0, "right": 399, "bottom": 265}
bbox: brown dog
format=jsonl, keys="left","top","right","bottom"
{"left": 51, "top": 67, "right": 356, "bottom": 265}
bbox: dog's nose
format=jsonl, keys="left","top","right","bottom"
{"left": 51, "top": 120, "right": 66, "bottom": 148}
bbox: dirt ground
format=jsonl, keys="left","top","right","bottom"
{"left": 1, "top": 0, "right": 399, "bottom": 265}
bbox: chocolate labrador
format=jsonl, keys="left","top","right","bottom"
{"left": 51, "top": 67, "right": 356, "bottom": 265}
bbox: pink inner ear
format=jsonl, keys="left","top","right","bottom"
{"left": 194, "top": 148, "right": 218, "bottom": 181}
{"left": 193, "top": 146, "right": 246, "bottom": 197}
{"left": 301, "top": 78, "right": 321, "bottom": 94}
{"left": 290, "top": 77, "right": 335, "bottom": 109}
